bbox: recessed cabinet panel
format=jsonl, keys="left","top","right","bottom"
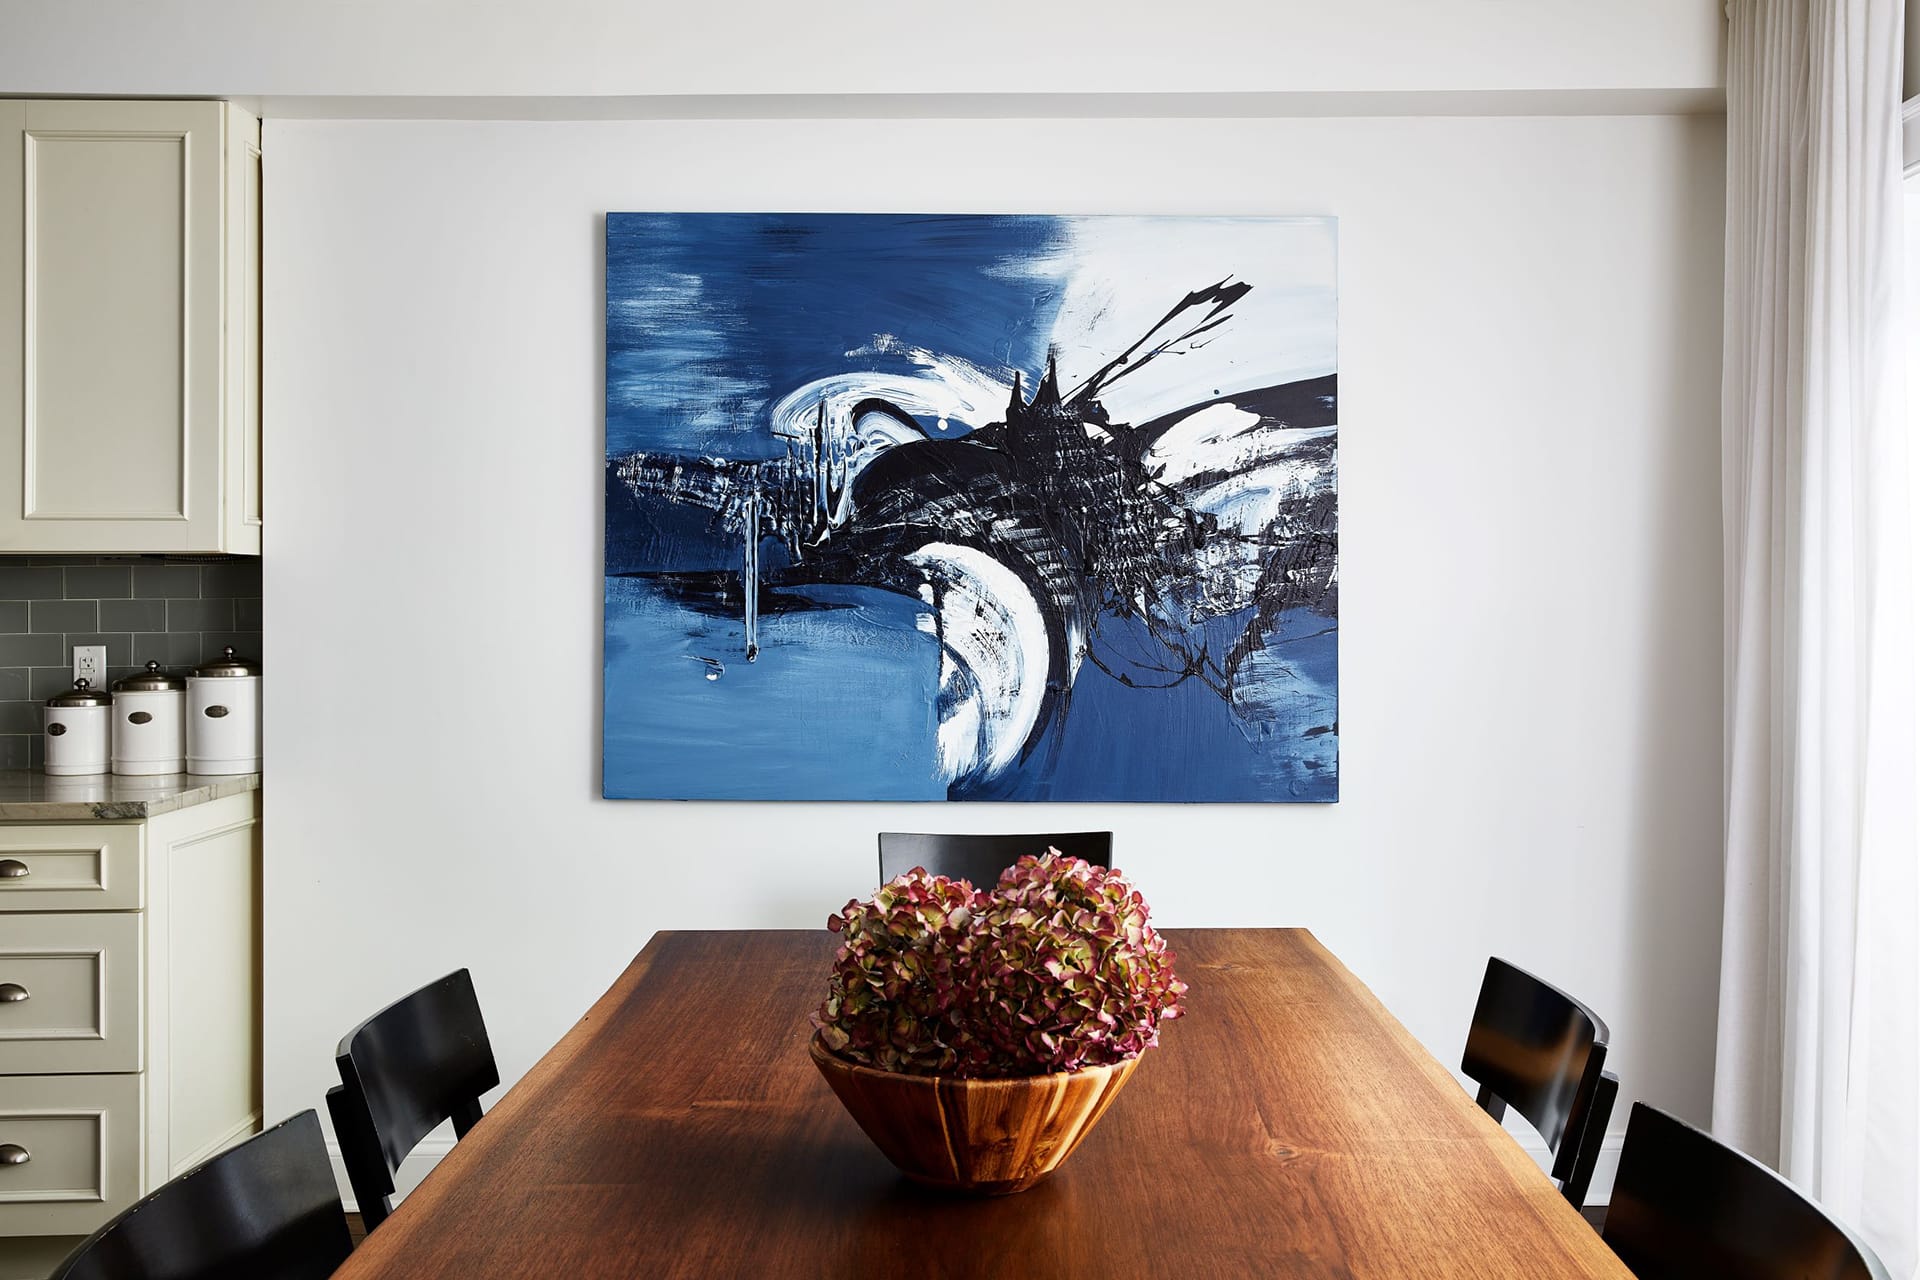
{"left": 160, "top": 811, "right": 257, "bottom": 1172}
{"left": 26, "top": 131, "right": 188, "bottom": 520}
{"left": 0, "top": 1112, "right": 103, "bottom": 1201}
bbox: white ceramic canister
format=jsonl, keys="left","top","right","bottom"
{"left": 43, "top": 679, "right": 112, "bottom": 776}
{"left": 186, "top": 647, "right": 261, "bottom": 775}
{"left": 112, "top": 661, "right": 187, "bottom": 775}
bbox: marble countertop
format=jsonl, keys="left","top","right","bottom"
{"left": 0, "top": 770, "right": 261, "bottom": 821}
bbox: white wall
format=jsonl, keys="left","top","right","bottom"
{"left": 0, "top": 1, "right": 1723, "bottom": 101}
{"left": 264, "top": 111, "right": 1727, "bottom": 1201}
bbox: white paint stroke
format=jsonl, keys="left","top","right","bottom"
{"left": 1151, "top": 414, "right": 1338, "bottom": 537}
{"left": 906, "top": 542, "right": 1049, "bottom": 783}
{"left": 767, "top": 343, "right": 1012, "bottom": 528}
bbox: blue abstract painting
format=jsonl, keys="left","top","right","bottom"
{"left": 604, "top": 213, "right": 1338, "bottom": 802}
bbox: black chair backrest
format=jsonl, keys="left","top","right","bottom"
{"left": 326, "top": 968, "right": 498, "bottom": 1233}
{"left": 1605, "top": 1103, "right": 1889, "bottom": 1280}
{"left": 877, "top": 831, "right": 1113, "bottom": 889}
{"left": 49, "top": 1110, "right": 351, "bottom": 1280}
{"left": 1462, "top": 956, "right": 1617, "bottom": 1206}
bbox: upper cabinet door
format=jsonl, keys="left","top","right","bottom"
{"left": 0, "top": 101, "right": 260, "bottom": 554}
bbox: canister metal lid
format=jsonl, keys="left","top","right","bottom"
{"left": 193, "top": 647, "right": 259, "bottom": 678}
{"left": 114, "top": 660, "right": 185, "bottom": 693}
{"left": 45, "top": 678, "right": 112, "bottom": 708}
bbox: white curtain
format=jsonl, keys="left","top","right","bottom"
{"left": 1715, "top": 0, "right": 1918, "bottom": 1274}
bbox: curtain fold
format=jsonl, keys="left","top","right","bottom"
{"left": 1714, "top": 0, "right": 1917, "bottom": 1273}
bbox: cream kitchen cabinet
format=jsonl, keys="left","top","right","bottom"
{"left": 0, "top": 784, "right": 260, "bottom": 1268}
{"left": 0, "top": 100, "right": 261, "bottom": 554}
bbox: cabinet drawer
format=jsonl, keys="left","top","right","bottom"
{"left": 0, "top": 914, "right": 142, "bottom": 1074}
{"left": 0, "top": 825, "right": 143, "bottom": 911}
{"left": 0, "top": 1073, "right": 142, "bottom": 1237}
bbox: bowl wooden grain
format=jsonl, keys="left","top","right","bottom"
{"left": 808, "top": 1032, "right": 1141, "bottom": 1195}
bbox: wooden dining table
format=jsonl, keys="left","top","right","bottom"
{"left": 331, "top": 928, "right": 1633, "bottom": 1278}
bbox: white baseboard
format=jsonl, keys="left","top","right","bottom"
{"left": 325, "top": 1137, "right": 456, "bottom": 1215}
{"left": 328, "top": 1132, "right": 1623, "bottom": 1216}
{"left": 175, "top": 1111, "right": 263, "bottom": 1177}
{"left": 1516, "top": 1133, "right": 1623, "bottom": 1207}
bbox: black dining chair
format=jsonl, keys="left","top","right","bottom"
{"left": 327, "top": 968, "right": 499, "bottom": 1233}
{"left": 49, "top": 1110, "right": 351, "bottom": 1280}
{"left": 1461, "top": 956, "right": 1618, "bottom": 1209}
{"left": 876, "top": 830, "right": 1113, "bottom": 888}
{"left": 1604, "top": 1103, "right": 1889, "bottom": 1279}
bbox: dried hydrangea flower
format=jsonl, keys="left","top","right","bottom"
{"left": 811, "top": 868, "right": 980, "bottom": 1073}
{"left": 958, "top": 851, "right": 1187, "bottom": 1077}
{"left": 813, "top": 852, "right": 1185, "bottom": 1078}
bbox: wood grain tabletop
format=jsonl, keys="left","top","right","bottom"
{"left": 330, "top": 928, "right": 1632, "bottom": 1278}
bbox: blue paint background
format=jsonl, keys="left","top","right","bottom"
{"left": 607, "top": 213, "right": 1069, "bottom": 458}
{"left": 604, "top": 579, "right": 946, "bottom": 802}
{"left": 603, "top": 213, "right": 1338, "bottom": 803}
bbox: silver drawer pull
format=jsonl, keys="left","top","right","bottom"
{"left": 0, "top": 1145, "right": 27, "bottom": 1167}
{"left": 0, "top": 859, "right": 25, "bottom": 879}
{"left": 0, "top": 984, "right": 25, "bottom": 1003}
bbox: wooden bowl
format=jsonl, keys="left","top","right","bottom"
{"left": 808, "top": 1032, "right": 1141, "bottom": 1195}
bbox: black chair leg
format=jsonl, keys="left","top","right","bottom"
{"left": 451, "top": 1095, "right": 484, "bottom": 1139}
{"left": 1561, "top": 1070, "right": 1618, "bottom": 1212}
{"left": 328, "top": 1083, "right": 394, "bottom": 1232}
{"left": 1475, "top": 1084, "right": 1508, "bottom": 1123}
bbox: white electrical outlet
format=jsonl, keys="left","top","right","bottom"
{"left": 73, "top": 644, "right": 107, "bottom": 691}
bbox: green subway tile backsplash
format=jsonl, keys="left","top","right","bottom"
{"left": 0, "top": 633, "right": 64, "bottom": 667}
{"left": 0, "top": 566, "right": 64, "bottom": 599}
{"left": 165, "top": 597, "right": 234, "bottom": 631}
{"left": 63, "top": 565, "right": 132, "bottom": 599}
{"left": 0, "top": 556, "right": 261, "bottom": 771}
{"left": 132, "top": 565, "right": 202, "bottom": 599}
{"left": 99, "top": 598, "right": 168, "bottom": 632}
{"left": 29, "top": 598, "right": 98, "bottom": 634}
